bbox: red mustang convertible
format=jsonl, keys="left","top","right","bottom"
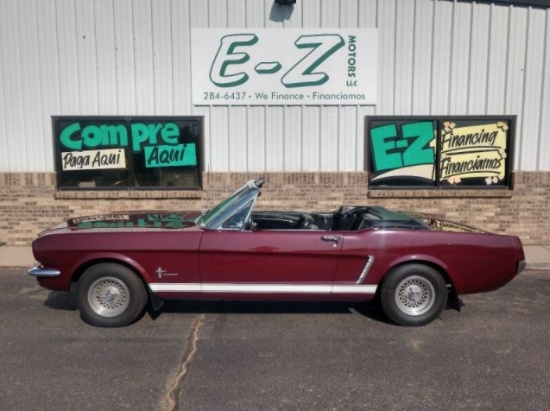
{"left": 29, "top": 179, "right": 525, "bottom": 327}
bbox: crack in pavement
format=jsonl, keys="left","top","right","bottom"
{"left": 161, "top": 314, "right": 206, "bottom": 411}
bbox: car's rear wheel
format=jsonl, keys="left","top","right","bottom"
{"left": 77, "top": 263, "right": 147, "bottom": 327}
{"left": 380, "top": 264, "right": 447, "bottom": 326}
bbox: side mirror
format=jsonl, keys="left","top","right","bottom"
{"left": 254, "top": 177, "right": 265, "bottom": 188}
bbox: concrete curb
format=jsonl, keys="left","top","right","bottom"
{"left": 525, "top": 263, "right": 550, "bottom": 271}
{"left": 0, "top": 247, "right": 35, "bottom": 267}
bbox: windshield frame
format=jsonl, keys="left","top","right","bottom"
{"left": 198, "top": 180, "right": 260, "bottom": 230}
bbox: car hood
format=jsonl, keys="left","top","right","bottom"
{"left": 38, "top": 211, "right": 202, "bottom": 235}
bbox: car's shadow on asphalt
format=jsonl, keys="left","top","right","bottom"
{"left": 44, "top": 290, "right": 78, "bottom": 311}
{"left": 42, "top": 291, "right": 460, "bottom": 326}
{"left": 158, "top": 299, "right": 394, "bottom": 324}
{"left": 43, "top": 289, "right": 393, "bottom": 323}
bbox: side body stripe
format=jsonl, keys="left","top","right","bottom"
{"left": 149, "top": 283, "right": 377, "bottom": 294}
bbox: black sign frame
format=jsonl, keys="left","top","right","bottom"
{"left": 52, "top": 115, "right": 204, "bottom": 191}
{"left": 365, "top": 115, "right": 516, "bottom": 190}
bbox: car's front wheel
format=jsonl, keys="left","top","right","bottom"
{"left": 380, "top": 264, "right": 448, "bottom": 326}
{"left": 77, "top": 263, "right": 147, "bottom": 327}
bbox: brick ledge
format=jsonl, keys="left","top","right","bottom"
{"left": 54, "top": 190, "right": 204, "bottom": 200}
{"left": 368, "top": 190, "right": 513, "bottom": 198}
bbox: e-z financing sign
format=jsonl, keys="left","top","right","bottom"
{"left": 367, "top": 116, "right": 514, "bottom": 188}
{"left": 191, "top": 29, "right": 378, "bottom": 105}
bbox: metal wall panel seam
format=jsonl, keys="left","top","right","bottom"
{"left": 131, "top": 0, "right": 138, "bottom": 114}
{"left": 413, "top": 0, "right": 434, "bottom": 114}
{"left": 503, "top": 5, "right": 513, "bottom": 121}
{"left": 451, "top": 2, "right": 472, "bottom": 113}
{"left": 112, "top": 0, "right": 120, "bottom": 114}
{"left": 536, "top": 9, "right": 549, "bottom": 169}
{"left": 471, "top": 4, "right": 491, "bottom": 114}
{"left": 93, "top": 0, "right": 100, "bottom": 114}
{"left": 484, "top": 3, "right": 494, "bottom": 114}
{"left": 16, "top": 0, "right": 29, "bottom": 171}
{"left": 411, "top": 0, "right": 420, "bottom": 114}
{"left": 447, "top": 0, "right": 456, "bottom": 114}
{"left": 151, "top": 0, "right": 175, "bottom": 114}
{"left": 19, "top": 0, "right": 41, "bottom": 171}
{"left": 430, "top": 1, "right": 442, "bottom": 113}
{"left": 97, "top": 0, "right": 119, "bottom": 113}
{"left": 171, "top": 0, "right": 192, "bottom": 114}
{"left": 519, "top": 7, "right": 531, "bottom": 169}
{"left": 56, "top": 2, "right": 80, "bottom": 114}
{"left": 0, "top": 4, "right": 8, "bottom": 171}
{"left": 149, "top": 0, "right": 157, "bottom": 114}
{"left": 392, "top": 0, "right": 398, "bottom": 114}
{"left": 188, "top": 3, "right": 210, "bottom": 167}
{"left": 38, "top": 0, "right": 61, "bottom": 171}
{"left": 466, "top": 1, "right": 474, "bottom": 114}
{"left": 487, "top": 5, "right": 509, "bottom": 114}
{"left": 38, "top": 0, "right": 55, "bottom": 171}
{"left": 521, "top": 7, "right": 542, "bottom": 169}
{"left": 505, "top": 7, "right": 528, "bottom": 170}
{"left": 1, "top": 1, "right": 26, "bottom": 171}
{"left": 75, "top": 0, "right": 99, "bottom": 114}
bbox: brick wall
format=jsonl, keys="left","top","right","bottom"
{"left": 1, "top": 171, "right": 548, "bottom": 245}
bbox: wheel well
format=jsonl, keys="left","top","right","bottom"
{"left": 71, "top": 259, "right": 145, "bottom": 286}
{"left": 72, "top": 258, "right": 162, "bottom": 315}
{"left": 376, "top": 260, "right": 457, "bottom": 303}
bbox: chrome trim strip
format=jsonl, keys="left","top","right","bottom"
{"left": 149, "top": 283, "right": 202, "bottom": 292}
{"left": 355, "top": 256, "right": 375, "bottom": 285}
{"left": 204, "top": 284, "right": 330, "bottom": 293}
{"left": 28, "top": 265, "right": 61, "bottom": 277}
{"left": 149, "top": 283, "right": 377, "bottom": 295}
{"left": 332, "top": 285, "right": 377, "bottom": 294}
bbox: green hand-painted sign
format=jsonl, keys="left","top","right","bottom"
{"left": 144, "top": 144, "right": 197, "bottom": 168}
{"left": 58, "top": 120, "right": 198, "bottom": 169}
{"left": 53, "top": 116, "right": 202, "bottom": 190}
{"left": 370, "top": 121, "right": 435, "bottom": 172}
{"left": 59, "top": 121, "right": 181, "bottom": 152}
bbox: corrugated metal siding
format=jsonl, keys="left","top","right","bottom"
{"left": 0, "top": 0, "right": 548, "bottom": 172}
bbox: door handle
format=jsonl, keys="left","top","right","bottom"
{"left": 321, "top": 235, "right": 342, "bottom": 245}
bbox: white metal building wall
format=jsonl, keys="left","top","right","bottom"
{"left": 0, "top": 0, "right": 548, "bottom": 173}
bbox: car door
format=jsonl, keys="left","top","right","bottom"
{"left": 199, "top": 229, "right": 343, "bottom": 296}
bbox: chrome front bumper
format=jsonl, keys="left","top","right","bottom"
{"left": 28, "top": 264, "right": 61, "bottom": 277}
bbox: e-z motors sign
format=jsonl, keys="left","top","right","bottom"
{"left": 191, "top": 29, "right": 378, "bottom": 106}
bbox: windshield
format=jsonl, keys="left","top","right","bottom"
{"left": 198, "top": 181, "right": 257, "bottom": 228}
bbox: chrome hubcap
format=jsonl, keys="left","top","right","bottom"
{"left": 395, "top": 275, "right": 435, "bottom": 316}
{"left": 88, "top": 277, "right": 130, "bottom": 317}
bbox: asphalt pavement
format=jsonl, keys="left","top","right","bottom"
{"left": 0, "top": 267, "right": 548, "bottom": 410}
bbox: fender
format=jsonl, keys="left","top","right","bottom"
{"left": 71, "top": 252, "right": 164, "bottom": 313}
{"left": 70, "top": 252, "right": 150, "bottom": 283}
{"left": 385, "top": 253, "right": 453, "bottom": 283}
